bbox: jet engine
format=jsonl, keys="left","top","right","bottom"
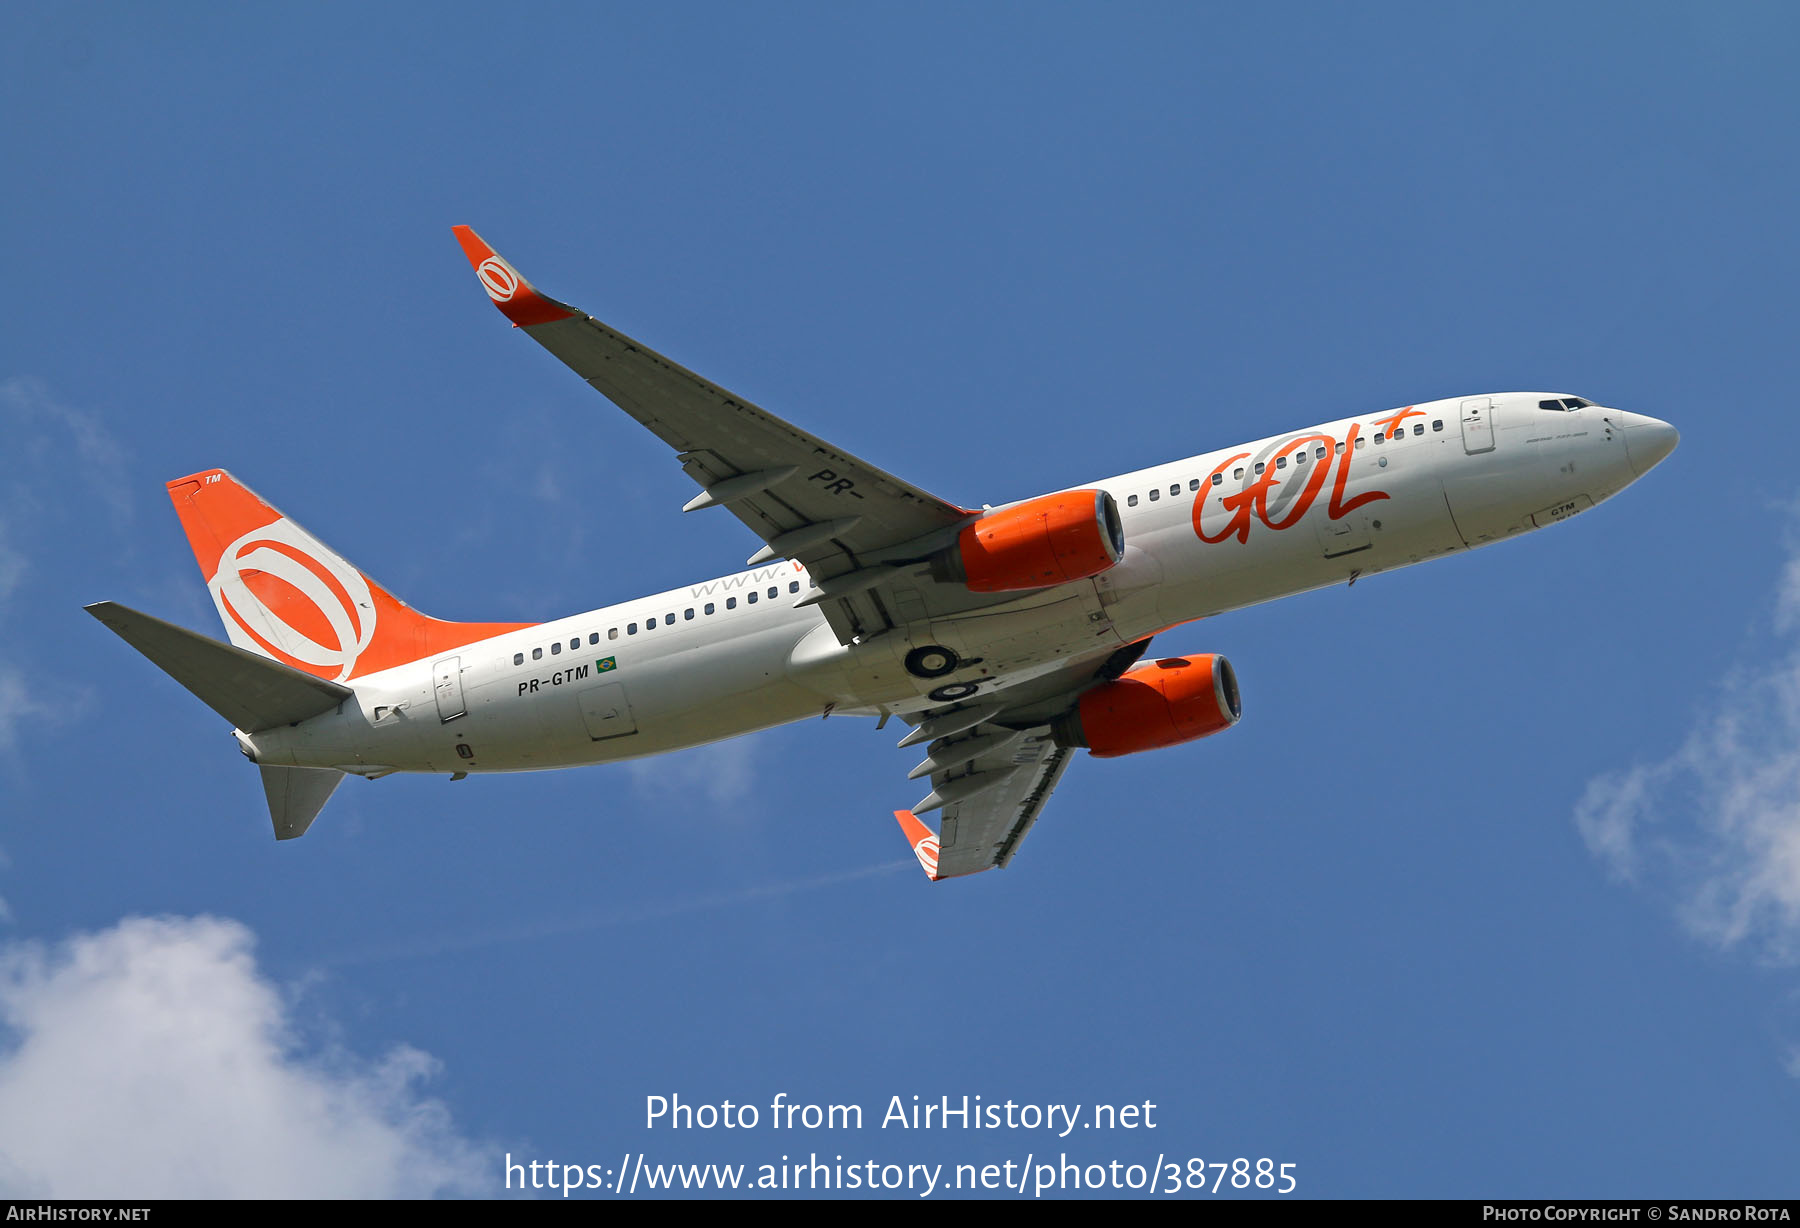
{"left": 938, "top": 489, "right": 1125, "bottom": 593}
{"left": 1051, "top": 655, "right": 1241, "bottom": 758}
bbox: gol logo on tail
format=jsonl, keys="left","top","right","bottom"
{"left": 207, "top": 519, "right": 377, "bottom": 681}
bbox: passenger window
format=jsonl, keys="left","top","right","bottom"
{"left": 627, "top": 623, "right": 638, "bottom": 635}
{"left": 1275, "top": 456, "right": 1287, "bottom": 469}
{"left": 552, "top": 642, "right": 562, "bottom": 655}
{"left": 1355, "top": 437, "right": 1365, "bottom": 450}
{"left": 1315, "top": 446, "right": 1326, "bottom": 459}
{"left": 644, "top": 618, "right": 654, "bottom": 631}
{"left": 665, "top": 614, "right": 675, "bottom": 626}
{"left": 1432, "top": 419, "right": 1444, "bottom": 431}
{"left": 513, "top": 652, "right": 524, "bottom": 666}
{"left": 1170, "top": 484, "right": 1179, "bottom": 496}
{"left": 570, "top": 638, "right": 579, "bottom": 650}
{"left": 748, "top": 592, "right": 758, "bottom": 604}
{"left": 768, "top": 587, "right": 777, "bottom": 599}
{"left": 1295, "top": 451, "right": 1307, "bottom": 464}
{"left": 684, "top": 608, "right": 694, "bottom": 620}
{"left": 1149, "top": 488, "right": 1160, "bottom": 501}
{"left": 532, "top": 647, "right": 543, "bottom": 660}
{"left": 1254, "top": 462, "right": 1265, "bottom": 475}
{"left": 1211, "top": 473, "right": 1223, "bottom": 486}
{"left": 1189, "top": 478, "right": 1200, "bottom": 491}
{"left": 727, "top": 598, "right": 736, "bottom": 609}
{"left": 1373, "top": 432, "right": 1384, "bottom": 445}
{"left": 1411, "top": 423, "right": 1422, "bottom": 436}
{"left": 588, "top": 633, "right": 599, "bottom": 645}
{"left": 1128, "top": 494, "right": 1138, "bottom": 507}
{"left": 1335, "top": 442, "right": 1345, "bottom": 454}
{"left": 1234, "top": 467, "right": 1245, "bottom": 479}
{"left": 705, "top": 602, "right": 715, "bottom": 615}
{"left": 789, "top": 581, "right": 799, "bottom": 593}
{"left": 608, "top": 628, "right": 618, "bottom": 640}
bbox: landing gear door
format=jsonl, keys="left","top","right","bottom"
{"left": 433, "top": 656, "right": 466, "bottom": 722}
{"left": 1461, "top": 397, "right": 1495, "bottom": 455}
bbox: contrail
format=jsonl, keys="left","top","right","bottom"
{"left": 325, "top": 859, "right": 915, "bottom": 967}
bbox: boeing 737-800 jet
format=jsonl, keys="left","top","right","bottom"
{"left": 88, "top": 227, "right": 1678, "bottom": 880}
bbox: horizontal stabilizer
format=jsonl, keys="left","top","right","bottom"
{"left": 85, "top": 601, "right": 352, "bottom": 732}
{"left": 260, "top": 765, "right": 344, "bottom": 840}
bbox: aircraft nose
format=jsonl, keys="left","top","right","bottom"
{"left": 1623, "top": 415, "right": 1679, "bottom": 476}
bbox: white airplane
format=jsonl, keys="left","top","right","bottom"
{"left": 88, "top": 227, "right": 1679, "bottom": 880}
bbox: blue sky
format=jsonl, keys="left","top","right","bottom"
{"left": 2, "top": 2, "right": 1797, "bottom": 1199}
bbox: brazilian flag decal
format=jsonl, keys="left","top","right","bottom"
{"left": 596, "top": 657, "right": 617, "bottom": 672}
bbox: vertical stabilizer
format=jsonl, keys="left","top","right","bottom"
{"left": 164, "top": 470, "right": 531, "bottom": 682}
{"left": 260, "top": 765, "right": 344, "bottom": 840}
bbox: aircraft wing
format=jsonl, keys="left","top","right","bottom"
{"left": 890, "top": 639, "right": 1152, "bottom": 879}
{"left": 896, "top": 725, "right": 1072, "bottom": 880}
{"left": 452, "top": 227, "right": 975, "bottom": 645}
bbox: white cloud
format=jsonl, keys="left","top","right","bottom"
{"left": 0, "top": 520, "right": 25, "bottom": 611}
{"left": 1575, "top": 555, "right": 1800, "bottom": 964}
{"left": 0, "top": 378, "right": 129, "bottom": 763}
{"left": 0, "top": 666, "right": 50, "bottom": 757}
{"left": 0, "top": 377, "right": 131, "bottom": 524}
{"left": 0, "top": 916, "right": 487, "bottom": 1198}
{"left": 1777, "top": 545, "right": 1800, "bottom": 636}
{"left": 628, "top": 738, "right": 756, "bottom": 808}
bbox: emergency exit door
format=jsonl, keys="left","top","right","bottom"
{"left": 433, "top": 656, "right": 466, "bottom": 722}
{"left": 1461, "top": 397, "right": 1495, "bottom": 454}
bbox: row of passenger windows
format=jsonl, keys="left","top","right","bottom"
{"left": 512, "top": 580, "right": 807, "bottom": 665}
{"left": 1125, "top": 420, "right": 1446, "bottom": 506}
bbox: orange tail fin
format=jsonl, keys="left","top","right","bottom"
{"left": 166, "top": 470, "right": 532, "bottom": 682}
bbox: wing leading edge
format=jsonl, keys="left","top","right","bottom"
{"left": 450, "top": 226, "right": 976, "bottom": 646}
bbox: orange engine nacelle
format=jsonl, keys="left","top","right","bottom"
{"left": 944, "top": 489, "right": 1125, "bottom": 593}
{"left": 1052, "top": 655, "right": 1241, "bottom": 758}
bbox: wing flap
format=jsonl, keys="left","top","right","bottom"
{"left": 895, "top": 723, "right": 1070, "bottom": 880}
{"left": 930, "top": 729, "right": 1071, "bottom": 878}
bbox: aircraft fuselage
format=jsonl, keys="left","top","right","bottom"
{"left": 240, "top": 391, "right": 1675, "bottom": 777}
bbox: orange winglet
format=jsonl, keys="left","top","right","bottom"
{"left": 894, "top": 810, "right": 944, "bottom": 881}
{"left": 450, "top": 226, "right": 576, "bottom": 328}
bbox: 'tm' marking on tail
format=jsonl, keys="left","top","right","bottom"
{"left": 167, "top": 470, "right": 533, "bottom": 682}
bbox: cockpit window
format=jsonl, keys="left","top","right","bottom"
{"left": 1562, "top": 397, "right": 1591, "bottom": 409}
{"left": 1538, "top": 399, "right": 1565, "bottom": 411}
{"left": 1540, "top": 396, "right": 1594, "bottom": 411}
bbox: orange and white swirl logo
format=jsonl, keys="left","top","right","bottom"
{"left": 913, "top": 834, "right": 941, "bottom": 877}
{"left": 476, "top": 257, "right": 519, "bottom": 303}
{"left": 207, "top": 518, "right": 377, "bottom": 682}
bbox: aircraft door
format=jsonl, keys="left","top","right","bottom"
{"left": 578, "top": 682, "right": 639, "bottom": 741}
{"left": 433, "top": 656, "right": 466, "bottom": 722}
{"left": 1314, "top": 512, "right": 1372, "bottom": 559}
{"left": 1461, "top": 397, "right": 1496, "bottom": 454}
